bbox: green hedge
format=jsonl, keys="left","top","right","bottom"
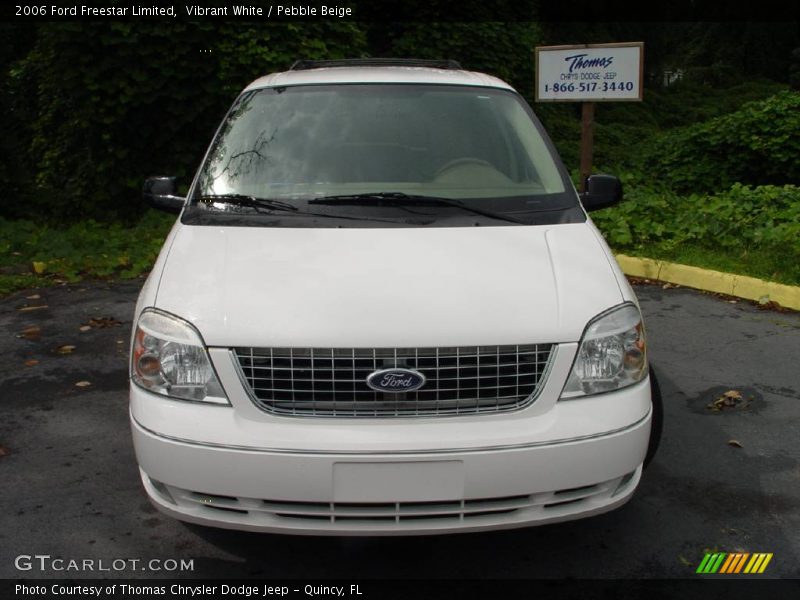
{"left": 534, "top": 80, "right": 790, "bottom": 177}
{"left": 593, "top": 182, "right": 800, "bottom": 251}
{"left": 642, "top": 91, "right": 800, "bottom": 193}
{"left": 5, "top": 22, "right": 365, "bottom": 221}
{"left": 591, "top": 182, "right": 800, "bottom": 283}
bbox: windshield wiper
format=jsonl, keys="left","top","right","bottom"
{"left": 194, "top": 193, "right": 405, "bottom": 224}
{"left": 308, "top": 192, "right": 528, "bottom": 224}
{"left": 196, "top": 194, "right": 299, "bottom": 213}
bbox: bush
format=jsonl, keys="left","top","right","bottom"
{"left": 641, "top": 91, "right": 800, "bottom": 193}
{"left": 534, "top": 80, "right": 788, "bottom": 178}
{"left": 5, "top": 22, "right": 365, "bottom": 221}
{"left": 592, "top": 181, "right": 800, "bottom": 285}
{"left": 591, "top": 183, "right": 800, "bottom": 284}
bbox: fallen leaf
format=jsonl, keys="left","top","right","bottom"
{"left": 708, "top": 389, "right": 744, "bottom": 410}
{"left": 18, "top": 305, "right": 48, "bottom": 312}
{"left": 24, "top": 359, "right": 39, "bottom": 367}
{"left": 26, "top": 294, "right": 41, "bottom": 300}
{"left": 17, "top": 326, "right": 41, "bottom": 340}
{"left": 79, "top": 325, "right": 92, "bottom": 332}
{"left": 0, "top": 445, "right": 8, "bottom": 457}
{"left": 678, "top": 555, "right": 692, "bottom": 567}
{"left": 728, "top": 440, "right": 743, "bottom": 448}
{"left": 85, "top": 316, "right": 122, "bottom": 329}
{"left": 74, "top": 381, "right": 92, "bottom": 388}
{"left": 32, "top": 261, "right": 47, "bottom": 274}
{"left": 116, "top": 340, "right": 124, "bottom": 344}
{"left": 56, "top": 345, "right": 76, "bottom": 354}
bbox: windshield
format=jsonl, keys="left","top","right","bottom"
{"left": 186, "top": 83, "right": 582, "bottom": 227}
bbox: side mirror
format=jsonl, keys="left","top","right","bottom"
{"left": 580, "top": 174, "right": 622, "bottom": 212}
{"left": 143, "top": 176, "right": 184, "bottom": 214}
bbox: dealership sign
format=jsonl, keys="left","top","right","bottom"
{"left": 535, "top": 42, "right": 644, "bottom": 102}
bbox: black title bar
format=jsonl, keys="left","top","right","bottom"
{"left": 4, "top": 0, "right": 800, "bottom": 22}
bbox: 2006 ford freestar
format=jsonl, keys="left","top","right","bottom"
{"left": 130, "top": 58, "right": 662, "bottom": 535}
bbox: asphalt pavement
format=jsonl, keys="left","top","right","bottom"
{"left": 1, "top": 280, "right": 798, "bottom": 579}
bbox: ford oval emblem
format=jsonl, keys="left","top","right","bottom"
{"left": 366, "top": 368, "right": 426, "bottom": 393}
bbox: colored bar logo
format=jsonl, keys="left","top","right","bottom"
{"left": 696, "top": 552, "right": 773, "bottom": 574}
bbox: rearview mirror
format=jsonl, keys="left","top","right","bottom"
{"left": 143, "top": 176, "right": 184, "bottom": 214}
{"left": 580, "top": 174, "right": 622, "bottom": 212}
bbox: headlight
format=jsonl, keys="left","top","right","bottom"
{"left": 131, "top": 309, "right": 228, "bottom": 404}
{"left": 560, "top": 303, "right": 647, "bottom": 399}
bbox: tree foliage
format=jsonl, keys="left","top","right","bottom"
{"left": 4, "top": 22, "right": 364, "bottom": 220}
{"left": 1, "top": 21, "right": 799, "bottom": 222}
{"left": 367, "top": 22, "right": 542, "bottom": 100}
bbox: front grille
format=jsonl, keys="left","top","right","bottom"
{"left": 233, "top": 344, "right": 554, "bottom": 417}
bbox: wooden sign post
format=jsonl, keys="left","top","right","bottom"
{"left": 579, "top": 101, "right": 595, "bottom": 193}
{"left": 535, "top": 42, "right": 644, "bottom": 192}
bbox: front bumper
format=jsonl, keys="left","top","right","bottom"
{"left": 133, "top": 414, "right": 648, "bottom": 535}
{"left": 130, "top": 343, "right": 652, "bottom": 535}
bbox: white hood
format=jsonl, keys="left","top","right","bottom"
{"left": 154, "top": 222, "right": 623, "bottom": 347}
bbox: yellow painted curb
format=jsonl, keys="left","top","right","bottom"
{"left": 614, "top": 254, "right": 800, "bottom": 311}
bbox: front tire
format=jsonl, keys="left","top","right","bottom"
{"left": 644, "top": 365, "right": 663, "bottom": 468}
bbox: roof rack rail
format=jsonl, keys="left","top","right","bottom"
{"left": 289, "top": 58, "right": 463, "bottom": 71}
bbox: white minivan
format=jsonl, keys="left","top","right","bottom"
{"left": 130, "top": 58, "right": 662, "bottom": 535}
